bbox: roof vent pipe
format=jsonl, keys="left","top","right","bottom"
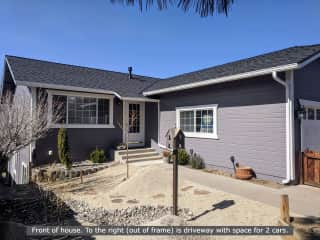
{"left": 128, "top": 66, "right": 133, "bottom": 80}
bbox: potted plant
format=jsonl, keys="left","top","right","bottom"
{"left": 235, "top": 164, "right": 254, "bottom": 180}
{"left": 162, "top": 150, "right": 172, "bottom": 163}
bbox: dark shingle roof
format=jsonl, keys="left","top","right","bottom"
{"left": 145, "top": 44, "right": 320, "bottom": 93}
{"left": 6, "top": 44, "right": 320, "bottom": 97}
{"left": 6, "top": 56, "right": 160, "bottom": 98}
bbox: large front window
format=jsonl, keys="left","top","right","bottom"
{"left": 50, "top": 91, "right": 113, "bottom": 127}
{"left": 177, "top": 105, "right": 218, "bottom": 139}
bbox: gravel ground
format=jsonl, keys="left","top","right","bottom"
{"left": 44, "top": 163, "right": 282, "bottom": 240}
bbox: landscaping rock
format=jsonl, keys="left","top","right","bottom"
{"left": 65, "top": 200, "right": 192, "bottom": 226}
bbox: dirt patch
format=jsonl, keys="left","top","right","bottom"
{"left": 193, "top": 189, "right": 211, "bottom": 195}
{"left": 152, "top": 193, "right": 165, "bottom": 199}
{"left": 127, "top": 199, "right": 139, "bottom": 204}
{"left": 111, "top": 198, "right": 123, "bottom": 203}
{"left": 181, "top": 186, "right": 193, "bottom": 191}
{"left": 83, "top": 189, "right": 97, "bottom": 195}
{"left": 47, "top": 163, "right": 283, "bottom": 238}
{"left": 110, "top": 195, "right": 126, "bottom": 199}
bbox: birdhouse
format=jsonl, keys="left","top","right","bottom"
{"left": 165, "top": 128, "right": 185, "bottom": 150}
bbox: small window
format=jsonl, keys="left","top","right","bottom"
{"left": 129, "top": 104, "right": 140, "bottom": 133}
{"left": 177, "top": 105, "right": 217, "bottom": 139}
{"left": 180, "top": 110, "right": 194, "bottom": 132}
{"left": 308, "top": 108, "right": 315, "bottom": 120}
{"left": 316, "top": 109, "right": 320, "bottom": 120}
{"left": 22, "top": 164, "right": 28, "bottom": 184}
{"left": 52, "top": 95, "right": 67, "bottom": 124}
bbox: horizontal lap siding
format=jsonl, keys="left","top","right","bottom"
{"left": 294, "top": 59, "right": 320, "bottom": 153}
{"left": 158, "top": 75, "right": 286, "bottom": 182}
{"left": 34, "top": 99, "right": 123, "bottom": 165}
{"left": 293, "top": 58, "right": 320, "bottom": 181}
{"left": 145, "top": 102, "right": 159, "bottom": 147}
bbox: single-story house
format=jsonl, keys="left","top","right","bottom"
{"left": 2, "top": 44, "right": 320, "bottom": 185}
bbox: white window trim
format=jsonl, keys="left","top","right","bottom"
{"left": 21, "top": 162, "right": 28, "bottom": 184}
{"left": 176, "top": 104, "right": 218, "bottom": 139}
{"left": 47, "top": 90, "right": 115, "bottom": 128}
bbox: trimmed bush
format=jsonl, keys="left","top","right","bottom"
{"left": 57, "top": 128, "right": 72, "bottom": 169}
{"left": 178, "top": 148, "right": 190, "bottom": 165}
{"left": 191, "top": 153, "right": 205, "bottom": 169}
{"left": 89, "top": 148, "right": 106, "bottom": 163}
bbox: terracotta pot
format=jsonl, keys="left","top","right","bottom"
{"left": 235, "top": 167, "right": 254, "bottom": 180}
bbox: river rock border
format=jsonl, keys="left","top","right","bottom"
{"left": 32, "top": 163, "right": 111, "bottom": 183}
{"left": 66, "top": 200, "right": 193, "bottom": 226}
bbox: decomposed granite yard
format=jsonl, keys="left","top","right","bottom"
{"left": 41, "top": 163, "right": 283, "bottom": 240}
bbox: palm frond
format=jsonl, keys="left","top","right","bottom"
{"left": 111, "top": 0, "right": 234, "bottom": 17}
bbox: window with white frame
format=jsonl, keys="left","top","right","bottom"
{"left": 176, "top": 105, "right": 218, "bottom": 139}
{"left": 49, "top": 91, "right": 114, "bottom": 127}
{"left": 304, "top": 107, "right": 320, "bottom": 121}
{"left": 22, "top": 163, "right": 28, "bottom": 184}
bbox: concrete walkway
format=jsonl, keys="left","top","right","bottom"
{"left": 179, "top": 166, "right": 320, "bottom": 217}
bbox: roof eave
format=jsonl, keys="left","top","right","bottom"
{"left": 143, "top": 63, "right": 299, "bottom": 96}
{"left": 14, "top": 80, "right": 160, "bottom": 102}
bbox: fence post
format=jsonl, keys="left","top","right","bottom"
{"left": 172, "top": 149, "right": 178, "bottom": 216}
{"left": 300, "top": 151, "right": 304, "bottom": 184}
{"left": 280, "top": 194, "right": 290, "bottom": 223}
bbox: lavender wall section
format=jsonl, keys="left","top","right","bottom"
{"left": 157, "top": 75, "right": 287, "bottom": 182}
{"left": 34, "top": 98, "right": 159, "bottom": 165}
{"left": 145, "top": 102, "right": 159, "bottom": 147}
{"left": 293, "top": 58, "right": 320, "bottom": 181}
{"left": 34, "top": 98, "right": 123, "bottom": 165}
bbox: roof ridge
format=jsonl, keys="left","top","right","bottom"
{"left": 5, "top": 55, "right": 161, "bottom": 81}
{"left": 163, "top": 44, "right": 320, "bottom": 80}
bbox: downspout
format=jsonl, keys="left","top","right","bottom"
{"left": 272, "top": 71, "right": 294, "bottom": 184}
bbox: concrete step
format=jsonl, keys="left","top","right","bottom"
{"left": 126, "top": 156, "right": 163, "bottom": 163}
{"left": 115, "top": 147, "right": 163, "bottom": 165}
{"left": 121, "top": 152, "right": 160, "bottom": 160}
{"left": 118, "top": 148, "right": 156, "bottom": 155}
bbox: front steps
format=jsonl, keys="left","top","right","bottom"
{"left": 115, "top": 148, "right": 163, "bottom": 164}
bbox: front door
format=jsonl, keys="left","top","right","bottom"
{"left": 125, "top": 101, "right": 145, "bottom": 147}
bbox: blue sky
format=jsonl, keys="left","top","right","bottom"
{"left": 1, "top": 0, "right": 320, "bottom": 78}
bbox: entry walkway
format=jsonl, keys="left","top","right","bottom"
{"left": 180, "top": 166, "right": 320, "bottom": 217}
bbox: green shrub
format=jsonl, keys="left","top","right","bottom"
{"left": 178, "top": 149, "right": 190, "bottom": 165}
{"left": 57, "top": 128, "right": 72, "bottom": 169}
{"left": 191, "top": 153, "right": 205, "bottom": 169}
{"left": 89, "top": 148, "right": 106, "bottom": 163}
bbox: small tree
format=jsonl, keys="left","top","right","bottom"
{"left": 57, "top": 128, "right": 71, "bottom": 169}
{"left": 0, "top": 90, "right": 62, "bottom": 161}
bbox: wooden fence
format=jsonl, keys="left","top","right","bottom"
{"left": 302, "top": 150, "right": 320, "bottom": 187}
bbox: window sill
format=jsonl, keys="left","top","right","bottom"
{"left": 184, "top": 132, "right": 219, "bottom": 139}
{"left": 50, "top": 124, "right": 115, "bottom": 129}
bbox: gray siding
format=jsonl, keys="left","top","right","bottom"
{"left": 158, "top": 75, "right": 287, "bottom": 182}
{"left": 293, "top": 58, "right": 320, "bottom": 180}
{"left": 34, "top": 98, "right": 123, "bottom": 165}
{"left": 8, "top": 146, "right": 30, "bottom": 184}
{"left": 6, "top": 86, "right": 31, "bottom": 184}
{"left": 145, "top": 102, "right": 159, "bottom": 147}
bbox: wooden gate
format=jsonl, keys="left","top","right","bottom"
{"left": 303, "top": 150, "right": 320, "bottom": 187}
